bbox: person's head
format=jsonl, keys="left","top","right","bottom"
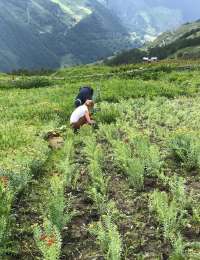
{"left": 82, "top": 86, "right": 93, "bottom": 96}
{"left": 85, "top": 99, "right": 94, "bottom": 109}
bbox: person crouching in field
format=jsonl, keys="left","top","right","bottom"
{"left": 75, "top": 86, "right": 94, "bottom": 107}
{"left": 70, "top": 100, "right": 95, "bottom": 131}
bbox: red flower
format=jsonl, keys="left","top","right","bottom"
{"left": 40, "top": 234, "right": 56, "bottom": 246}
{"left": 46, "top": 236, "right": 56, "bottom": 247}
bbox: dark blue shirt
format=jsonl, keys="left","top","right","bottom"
{"left": 75, "top": 87, "right": 93, "bottom": 107}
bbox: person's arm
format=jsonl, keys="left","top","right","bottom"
{"left": 85, "top": 111, "right": 94, "bottom": 124}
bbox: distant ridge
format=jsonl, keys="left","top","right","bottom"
{"left": 1, "top": 0, "right": 200, "bottom": 71}
{"left": 0, "top": 0, "right": 135, "bottom": 72}
{"left": 106, "top": 20, "right": 200, "bottom": 65}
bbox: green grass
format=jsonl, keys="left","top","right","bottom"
{"left": 0, "top": 60, "right": 200, "bottom": 259}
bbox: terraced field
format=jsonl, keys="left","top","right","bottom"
{"left": 0, "top": 61, "right": 200, "bottom": 259}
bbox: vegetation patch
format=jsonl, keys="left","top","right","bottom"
{"left": 0, "top": 61, "right": 200, "bottom": 259}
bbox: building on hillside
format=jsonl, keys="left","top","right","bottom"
{"left": 142, "top": 57, "right": 150, "bottom": 62}
{"left": 142, "top": 57, "right": 158, "bottom": 63}
{"left": 150, "top": 57, "right": 158, "bottom": 62}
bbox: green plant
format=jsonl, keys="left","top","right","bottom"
{"left": 90, "top": 213, "right": 122, "bottom": 260}
{"left": 62, "top": 139, "right": 74, "bottom": 160}
{"left": 98, "top": 123, "right": 118, "bottom": 143}
{"left": 87, "top": 186, "right": 107, "bottom": 214}
{"left": 145, "top": 145, "right": 162, "bottom": 176}
{"left": 45, "top": 175, "right": 72, "bottom": 231}
{"left": 112, "top": 140, "right": 145, "bottom": 190}
{"left": 130, "top": 135, "right": 162, "bottom": 176}
{"left": 169, "top": 132, "right": 200, "bottom": 171}
{"left": 0, "top": 169, "right": 31, "bottom": 194}
{"left": 127, "top": 158, "right": 145, "bottom": 190}
{"left": 96, "top": 103, "right": 120, "bottom": 124}
{"left": 84, "top": 136, "right": 109, "bottom": 211}
{"left": 168, "top": 175, "right": 186, "bottom": 208}
{"left": 0, "top": 181, "right": 13, "bottom": 254}
{"left": 112, "top": 140, "right": 132, "bottom": 170}
{"left": 150, "top": 190, "right": 185, "bottom": 241}
{"left": 12, "top": 77, "right": 53, "bottom": 89}
{"left": 34, "top": 219, "right": 62, "bottom": 260}
{"left": 88, "top": 158, "right": 107, "bottom": 191}
{"left": 84, "top": 136, "right": 100, "bottom": 160}
{"left": 56, "top": 142, "right": 74, "bottom": 184}
{"left": 192, "top": 204, "right": 200, "bottom": 224}
{"left": 170, "top": 234, "right": 185, "bottom": 260}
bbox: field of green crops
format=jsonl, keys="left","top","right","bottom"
{"left": 0, "top": 61, "right": 200, "bottom": 259}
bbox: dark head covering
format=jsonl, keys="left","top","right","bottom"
{"left": 75, "top": 86, "right": 94, "bottom": 107}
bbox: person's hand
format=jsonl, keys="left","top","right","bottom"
{"left": 89, "top": 120, "right": 96, "bottom": 125}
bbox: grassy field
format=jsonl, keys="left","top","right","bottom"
{"left": 0, "top": 61, "right": 200, "bottom": 259}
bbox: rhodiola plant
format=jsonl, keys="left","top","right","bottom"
{"left": 34, "top": 219, "right": 62, "bottom": 260}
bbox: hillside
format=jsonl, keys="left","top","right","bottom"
{"left": 99, "top": 0, "right": 200, "bottom": 43}
{"left": 0, "top": 0, "right": 134, "bottom": 72}
{"left": 0, "top": 61, "right": 200, "bottom": 259}
{"left": 106, "top": 20, "right": 200, "bottom": 65}
{"left": 1, "top": 0, "right": 200, "bottom": 72}
{"left": 149, "top": 20, "right": 200, "bottom": 59}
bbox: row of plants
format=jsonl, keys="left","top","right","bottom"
{"left": 97, "top": 121, "right": 162, "bottom": 191}
{"left": 0, "top": 121, "right": 49, "bottom": 256}
{"left": 1, "top": 60, "right": 200, "bottom": 258}
{"left": 150, "top": 175, "right": 187, "bottom": 259}
{"left": 96, "top": 98, "right": 200, "bottom": 258}
{"left": 33, "top": 136, "right": 75, "bottom": 260}
{"left": 0, "top": 77, "right": 54, "bottom": 90}
{"left": 82, "top": 133, "right": 122, "bottom": 260}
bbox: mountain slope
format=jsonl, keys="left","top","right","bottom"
{"left": 1, "top": 0, "right": 200, "bottom": 72}
{"left": 0, "top": 0, "right": 135, "bottom": 72}
{"left": 150, "top": 20, "right": 200, "bottom": 47}
{"left": 99, "top": 0, "right": 200, "bottom": 43}
{"left": 106, "top": 20, "right": 200, "bottom": 65}
{"left": 148, "top": 20, "right": 200, "bottom": 59}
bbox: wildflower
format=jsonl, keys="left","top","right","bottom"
{"left": 46, "top": 236, "right": 56, "bottom": 247}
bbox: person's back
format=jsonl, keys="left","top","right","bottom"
{"left": 75, "top": 86, "right": 93, "bottom": 107}
{"left": 70, "top": 104, "right": 88, "bottom": 125}
{"left": 70, "top": 100, "right": 95, "bottom": 130}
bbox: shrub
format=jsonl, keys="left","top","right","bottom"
{"left": 45, "top": 175, "right": 72, "bottom": 231}
{"left": 87, "top": 186, "right": 107, "bottom": 214}
{"left": 56, "top": 140, "right": 74, "bottom": 186}
{"left": 96, "top": 103, "right": 120, "bottom": 124}
{"left": 89, "top": 213, "right": 122, "bottom": 260}
{"left": 192, "top": 204, "right": 200, "bottom": 225}
{"left": 0, "top": 181, "right": 13, "bottom": 255}
{"left": 0, "top": 168, "right": 30, "bottom": 194}
{"left": 168, "top": 175, "right": 186, "bottom": 208}
{"left": 112, "top": 140, "right": 145, "bottom": 190}
{"left": 98, "top": 123, "right": 118, "bottom": 143}
{"left": 127, "top": 158, "right": 145, "bottom": 190}
{"left": 169, "top": 234, "right": 185, "bottom": 260}
{"left": 88, "top": 159, "right": 108, "bottom": 193}
{"left": 84, "top": 136, "right": 108, "bottom": 211}
{"left": 34, "top": 219, "right": 62, "bottom": 260}
{"left": 150, "top": 190, "right": 185, "bottom": 241}
{"left": 169, "top": 132, "right": 200, "bottom": 171}
{"left": 12, "top": 77, "right": 53, "bottom": 89}
{"left": 131, "top": 135, "right": 162, "bottom": 176}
